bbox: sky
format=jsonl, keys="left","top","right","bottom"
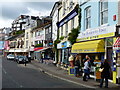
{"left": 0, "top": 0, "right": 59, "bottom": 28}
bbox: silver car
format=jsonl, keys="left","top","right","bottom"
{"left": 7, "top": 54, "right": 15, "bottom": 60}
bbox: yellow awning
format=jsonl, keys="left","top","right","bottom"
{"left": 71, "top": 39, "right": 105, "bottom": 53}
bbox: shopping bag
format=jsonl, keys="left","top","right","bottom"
{"left": 99, "top": 68, "right": 104, "bottom": 72}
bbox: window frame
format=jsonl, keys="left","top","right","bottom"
{"left": 65, "top": 23, "right": 68, "bottom": 36}
{"left": 100, "top": 0, "right": 108, "bottom": 25}
{"left": 61, "top": 26, "right": 63, "bottom": 36}
{"left": 71, "top": 18, "right": 74, "bottom": 29}
{"left": 85, "top": 6, "right": 91, "bottom": 29}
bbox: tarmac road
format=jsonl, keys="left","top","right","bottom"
{"left": 2, "top": 56, "right": 86, "bottom": 89}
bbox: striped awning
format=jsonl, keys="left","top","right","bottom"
{"left": 113, "top": 37, "right": 120, "bottom": 50}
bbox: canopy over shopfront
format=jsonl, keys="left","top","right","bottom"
{"left": 113, "top": 37, "right": 120, "bottom": 51}
{"left": 71, "top": 39, "right": 105, "bottom": 53}
{"left": 35, "top": 47, "right": 50, "bottom": 52}
{"left": 9, "top": 49, "right": 29, "bottom": 52}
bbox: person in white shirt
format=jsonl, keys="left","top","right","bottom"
{"left": 83, "top": 58, "right": 91, "bottom": 81}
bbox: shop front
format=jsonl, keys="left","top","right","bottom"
{"left": 8, "top": 48, "right": 29, "bottom": 55}
{"left": 113, "top": 37, "right": 120, "bottom": 84}
{"left": 57, "top": 41, "right": 71, "bottom": 66}
{"left": 74, "top": 25, "right": 116, "bottom": 82}
{"left": 71, "top": 39, "right": 105, "bottom": 80}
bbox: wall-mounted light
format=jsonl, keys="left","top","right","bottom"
{"left": 113, "top": 15, "right": 116, "bottom": 21}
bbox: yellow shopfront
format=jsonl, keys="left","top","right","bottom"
{"left": 71, "top": 39, "right": 105, "bottom": 80}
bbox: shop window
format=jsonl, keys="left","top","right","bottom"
{"left": 106, "top": 38, "right": 113, "bottom": 47}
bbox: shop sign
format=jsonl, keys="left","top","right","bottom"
{"left": 57, "top": 8, "right": 78, "bottom": 27}
{"left": 57, "top": 43, "right": 62, "bottom": 49}
{"left": 77, "top": 25, "right": 116, "bottom": 42}
{"left": 62, "top": 42, "right": 67, "bottom": 49}
{"left": 73, "top": 49, "right": 95, "bottom": 53}
{"left": 35, "top": 35, "right": 44, "bottom": 41}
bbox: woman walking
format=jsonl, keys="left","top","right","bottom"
{"left": 83, "top": 58, "right": 91, "bottom": 81}
{"left": 74, "top": 54, "right": 80, "bottom": 77}
{"left": 99, "top": 59, "right": 111, "bottom": 88}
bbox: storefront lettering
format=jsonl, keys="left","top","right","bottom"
{"left": 77, "top": 25, "right": 116, "bottom": 41}
{"left": 57, "top": 9, "right": 78, "bottom": 27}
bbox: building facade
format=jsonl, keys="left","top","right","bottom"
{"left": 72, "top": 0, "right": 119, "bottom": 83}
{"left": 57, "top": 0, "right": 79, "bottom": 66}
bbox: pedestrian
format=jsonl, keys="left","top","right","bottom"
{"left": 83, "top": 59, "right": 91, "bottom": 81}
{"left": 99, "top": 59, "right": 111, "bottom": 88}
{"left": 74, "top": 54, "right": 80, "bottom": 77}
{"left": 83, "top": 55, "right": 90, "bottom": 63}
{"left": 68, "top": 55, "right": 74, "bottom": 67}
{"left": 83, "top": 55, "right": 91, "bottom": 79}
{"left": 28, "top": 54, "right": 31, "bottom": 62}
{"left": 41, "top": 54, "right": 43, "bottom": 63}
{"left": 24, "top": 55, "right": 27, "bottom": 66}
{"left": 87, "top": 57, "right": 92, "bottom": 79}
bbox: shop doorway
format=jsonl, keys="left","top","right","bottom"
{"left": 106, "top": 47, "right": 113, "bottom": 80}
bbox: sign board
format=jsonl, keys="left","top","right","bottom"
{"left": 57, "top": 8, "right": 78, "bottom": 27}
{"left": 68, "top": 67, "right": 74, "bottom": 75}
{"left": 77, "top": 25, "right": 116, "bottom": 42}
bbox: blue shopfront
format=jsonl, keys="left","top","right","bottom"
{"left": 60, "top": 41, "right": 71, "bottom": 65}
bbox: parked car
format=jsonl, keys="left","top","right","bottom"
{"left": 16, "top": 55, "right": 29, "bottom": 64}
{"left": 7, "top": 54, "right": 15, "bottom": 60}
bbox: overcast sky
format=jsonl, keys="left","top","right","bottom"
{"left": 0, "top": 0, "right": 58, "bottom": 28}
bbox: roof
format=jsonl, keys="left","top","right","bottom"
{"left": 7, "top": 33, "right": 25, "bottom": 40}
{"left": 50, "top": 1, "right": 61, "bottom": 17}
{"left": 31, "top": 22, "right": 52, "bottom": 32}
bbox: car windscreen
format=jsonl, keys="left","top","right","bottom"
{"left": 8, "top": 55, "right": 14, "bottom": 57}
{"left": 19, "top": 56, "right": 24, "bottom": 58}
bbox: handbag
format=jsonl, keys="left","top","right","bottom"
{"left": 99, "top": 68, "right": 104, "bottom": 72}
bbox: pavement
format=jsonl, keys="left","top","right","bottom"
{"left": 30, "top": 60, "right": 120, "bottom": 89}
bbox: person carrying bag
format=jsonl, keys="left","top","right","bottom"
{"left": 99, "top": 59, "right": 111, "bottom": 88}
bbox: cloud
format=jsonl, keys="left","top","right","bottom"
{"left": 0, "top": 18, "right": 13, "bottom": 28}
{"left": 1, "top": 2, "right": 54, "bottom": 20}
{"left": 0, "top": 1, "right": 56, "bottom": 28}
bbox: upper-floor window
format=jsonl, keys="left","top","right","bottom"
{"left": 31, "top": 33, "right": 33, "bottom": 37}
{"left": 49, "top": 27, "right": 51, "bottom": 33}
{"left": 63, "top": 1, "right": 66, "bottom": 15}
{"left": 61, "top": 26, "right": 63, "bottom": 36}
{"left": 100, "top": 0, "right": 108, "bottom": 25}
{"left": 71, "top": 18, "right": 74, "bottom": 29}
{"left": 65, "top": 23, "right": 68, "bottom": 36}
{"left": 69, "top": 0, "right": 73, "bottom": 9}
{"left": 35, "top": 32, "right": 37, "bottom": 37}
{"left": 46, "top": 28, "right": 49, "bottom": 34}
{"left": 26, "top": 32, "right": 28, "bottom": 39}
{"left": 85, "top": 6, "right": 91, "bottom": 29}
{"left": 38, "top": 31, "right": 41, "bottom": 36}
{"left": 26, "top": 41, "right": 28, "bottom": 48}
